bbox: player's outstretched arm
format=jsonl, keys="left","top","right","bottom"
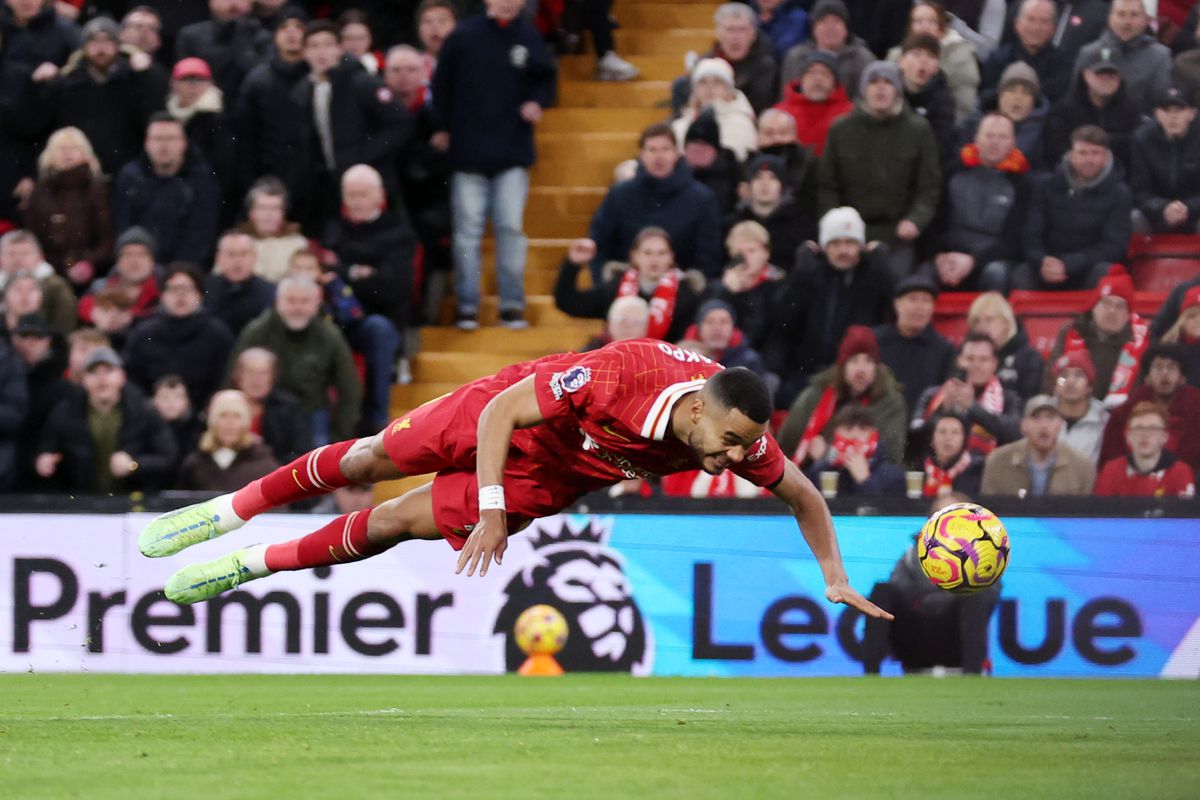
{"left": 456, "top": 375, "right": 547, "bottom": 578}
{"left": 770, "top": 460, "right": 894, "bottom": 620}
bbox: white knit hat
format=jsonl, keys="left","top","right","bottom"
{"left": 691, "top": 57, "right": 735, "bottom": 88}
{"left": 819, "top": 206, "right": 866, "bottom": 247}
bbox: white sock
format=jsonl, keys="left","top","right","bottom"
{"left": 210, "top": 492, "right": 247, "bottom": 535}
{"left": 238, "top": 543, "right": 272, "bottom": 578}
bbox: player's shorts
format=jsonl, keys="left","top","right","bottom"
{"left": 380, "top": 383, "right": 577, "bottom": 550}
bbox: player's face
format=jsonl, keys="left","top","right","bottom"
{"left": 689, "top": 402, "right": 766, "bottom": 475}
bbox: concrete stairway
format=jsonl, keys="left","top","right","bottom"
{"left": 377, "top": 0, "right": 715, "bottom": 502}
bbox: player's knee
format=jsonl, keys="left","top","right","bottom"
{"left": 340, "top": 436, "right": 386, "bottom": 483}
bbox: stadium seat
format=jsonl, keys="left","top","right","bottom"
{"left": 931, "top": 292, "right": 980, "bottom": 346}
{"left": 1009, "top": 290, "right": 1094, "bottom": 357}
{"left": 1134, "top": 291, "right": 1168, "bottom": 318}
{"left": 1126, "top": 234, "right": 1200, "bottom": 292}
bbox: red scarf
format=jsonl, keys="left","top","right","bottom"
{"left": 829, "top": 429, "right": 878, "bottom": 467}
{"left": 617, "top": 268, "right": 680, "bottom": 340}
{"left": 792, "top": 386, "right": 869, "bottom": 464}
{"left": 959, "top": 143, "right": 1029, "bottom": 174}
{"left": 1063, "top": 313, "right": 1149, "bottom": 407}
{"left": 923, "top": 451, "right": 973, "bottom": 497}
{"left": 925, "top": 377, "right": 1006, "bottom": 455}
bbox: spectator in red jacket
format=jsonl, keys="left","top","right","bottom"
{"left": 773, "top": 51, "right": 852, "bottom": 156}
{"left": 1095, "top": 401, "right": 1196, "bottom": 497}
{"left": 1100, "top": 343, "right": 1200, "bottom": 472}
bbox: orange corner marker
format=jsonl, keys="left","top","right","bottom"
{"left": 518, "top": 653, "right": 564, "bottom": 676}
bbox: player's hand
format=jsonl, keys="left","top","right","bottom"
{"left": 455, "top": 510, "right": 508, "bottom": 577}
{"left": 826, "top": 580, "right": 893, "bottom": 620}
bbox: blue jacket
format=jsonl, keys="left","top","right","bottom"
{"left": 588, "top": 160, "right": 723, "bottom": 277}
{"left": 760, "top": 3, "right": 808, "bottom": 62}
{"left": 432, "top": 14, "right": 557, "bottom": 174}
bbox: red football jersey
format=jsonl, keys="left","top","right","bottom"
{"left": 504, "top": 338, "right": 786, "bottom": 497}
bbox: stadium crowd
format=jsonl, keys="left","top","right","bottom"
{"left": 1, "top": 0, "right": 1199, "bottom": 504}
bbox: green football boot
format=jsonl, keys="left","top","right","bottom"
{"left": 139, "top": 498, "right": 231, "bottom": 558}
{"left": 164, "top": 549, "right": 261, "bottom": 605}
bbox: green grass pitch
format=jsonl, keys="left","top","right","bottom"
{"left": 2, "top": 674, "right": 1197, "bottom": 799}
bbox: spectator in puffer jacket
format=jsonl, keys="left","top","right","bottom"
{"left": 1131, "top": 85, "right": 1200, "bottom": 233}
{"left": 772, "top": 51, "right": 853, "bottom": 156}
{"left": 1015, "top": 125, "right": 1131, "bottom": 292}
{"left": 1044, "top": 49, "right": 1141, "bottom": 171}
{"left": 960, "top": 61, "right": 1051, "bottom": 171}
{"left": 780, "top": 0, "right": 874, "bottom": 100}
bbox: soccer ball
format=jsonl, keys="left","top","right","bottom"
{"left": 514, "top": 604, "right": 569, "bottom": 655}
{"left": 917, "top": 502, "right": 1010, "bottom": 594}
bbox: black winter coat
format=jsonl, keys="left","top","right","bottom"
{"left": 432, "top": 14, "right": 557, "bottom": 173}
{"left": 553, "top": 259, "right": 706, "bottom": 344}
{"left": 260, "top": 389, "right": 313, "bottom": 464}
{"left": 1130, "top": 117, "right": 1200, "bottom": 232}
{"left": 589, "top": 160, "right": 723, "bottom": 277}
{"left": 122, "top": 310, "right": 235, "bottom": 409}
{"left": 997, "top": 324, "right": 1044, "bottom": 402}
{"left": 113, "top": 150, "right": 220, "bottom": 265}
{"left": 234, "top": 56, "right": 311, "bottom": 196}
{"left": 905, "top": 71, "right": 959, "bottom": 174}
{"left": 44, "top": 57, "right": 167, "bottom": 175}
{"left": 873, "top": 322, "right": 956, "bottom": 416}
{"left": 37, "top": 383, "right": 176, "bottom": 493}
{"left": 0, "top": 339, "right": 29, "bottom": 491}
{"left": 293, "top": 56, "right": 410, "bottom": 193}
{"left": 979, "top": 40, "right": 1074, "bottom": 104}
{"left": 724, "top": 197, "right": 809, "bottom": 273}
{"left": 322, "top": 210, "right": 416, "bottom": 330}
{"left": 766, "top": 246, "right": 894, "bottom": 408}
{"left": 0, "top": 6, "right": 79, "bottom": 70}
{"left": 1024, "top": 159, "right": 1133, "bottom": 279}
{"left": 939, "top": 160, "right": 1031, "bottom": 264}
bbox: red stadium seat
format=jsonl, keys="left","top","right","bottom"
{"left": 1126, "top": 234, "right": 1200, "bottom": 292}
{"left": 1009, "top": 290, "right": 1094, "bottom": 357}
{"left": 1134, "top": 291, "right": 1168, "bottom": 318}
{"left": 931, "top": 292, "right": 981, "bottom": 346}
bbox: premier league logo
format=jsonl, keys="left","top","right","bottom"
{"left": 494, "top": 518, "right": 650, "bottom": 673}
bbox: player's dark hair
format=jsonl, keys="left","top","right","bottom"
{"left": 706, "top": 367, "right": 771, "bottom": 424}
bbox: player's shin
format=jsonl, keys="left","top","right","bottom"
{"left": 232, "top": 439, "right": 358, "bottom": 519}
{"left": 261, "top": 505, "right": 393, "bottom": 572}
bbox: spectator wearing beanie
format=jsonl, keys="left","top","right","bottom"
{"left": 78, "top": 226, "right": 161, "bottom": 324}
{"left": 766, "top": 206, "right": 893, "bottom": 409}
{"left": 679, "top": 109, "right": 743, "bottom": 217}
{"left": 961, "top": 61, "right": 1050, "bottom": 170}
{"left": 710, "top": 220, "right": 784, "bottom": 348}
{"left": 874, "top": 274, "right": 955, "bottom": 416}
{"left": 886, "top": 1, "right": 980, "bottom": 123}
{"left": 166, "top": 56, "right": 235, "bottom": 214}
{"left": 1131, "top": 85, "right": 1200, "bottom": 234}
{"left": 686, "top": 299, "right": 769, "bottom": 377}
{"left": 1073, "top": 0, "right": 1172, "bottom": 116}
{"left": 1095, "top": 401, "right": 1196, "bottom": 498}
{"left": 779, "top": 324, "right": 907, "bottom": 466}
{"left": 41, "top": 15, "right": 168, "bottom": 177}
{"left": 780, "top": 0, "right": 874, "bottom": 100}
{"left": 723, "top": 155, "right": 808, "bottom": 268}
{"left": 1159, "top": 284, "right": 1200, "bottom": 387}
{"left": 1051, "top": 349, "right": 1109, "bottom": 465}
{"left": 1099, "top": 342, "right": 1200, "bottom": 472}
{"left": 980, "top": 0, "right": 1072, "bottom": 105}
{"left": 773, "top": 51, "right": 853, "bottom": 156}
{"left": 122, "top": 263, "right": 235, "bottom": 410}
{"left": 1043, "top": 49, "right": 1141, "bottom": 171}
{"left": 1042, "top": 265, "right": 1149, "bottom": 408}
{"left": 1017, "top": 125, "right": 1132, "bottom": 292}
{"left": 672, "top": 57, "right": 758, "bottom": 161}
{"left": 818, "top": 61, "right": 941, "bottom": 282}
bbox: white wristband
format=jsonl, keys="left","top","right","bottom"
{"left": 478, "top": 484, "right": 505, "bottom": 512}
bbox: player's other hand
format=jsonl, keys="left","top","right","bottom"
{"left": 826, "top": 580, "right": 894, "bottom": 620}
{"left": 455, "top": 510, "right": 508, "bottom": 577}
